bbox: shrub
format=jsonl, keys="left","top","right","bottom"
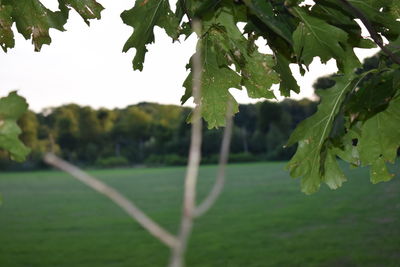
{"left": 95, "top": 156, "right": 129, "bottom": 168}
{"left": 145, "top": 154, "right": 187, "bottom": 166}
{"left": 229, "top": 153, "right": 258, "bottom": 163}
{"left": 163, "top": 154, "right": 187, "bottom": 166}
{"left": 202, "top": 153, "right": 259, "bottom": 164}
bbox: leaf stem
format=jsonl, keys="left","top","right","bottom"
{"left": 194, "top": 100, "right": 234, "bottom": 218}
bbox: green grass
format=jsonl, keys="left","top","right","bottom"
{"left": 0, "top": 162, "right": 399, "bottom": 266}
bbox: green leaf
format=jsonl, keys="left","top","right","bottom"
{"left": 3, "top": 0, "right": 68, "bottom": 51}
{"left": 177, "top": 0, "right": 220, "bottom": 20}
{"left": 336, "top": 44, "right": 362, "bottom": 75}
{"left": 347, "top": 0, "right": 400, "bottom": 40}
{"left": 322, "top": 150, "right": 347, "bottom": 190}
{"left": 332, "top": 127, "right": 360, "bottom": 166}
{"left": 346, "top": 70, "right": 397, "bottom": 121}
{"left": 204, "top": 5, "right": 280, "bottom": 100}
{"left": 121, "top": 0, "right": 180, "bottom": 71}
{"left": 310, "top": 2, "right": 376, "bottom": 50}
{"left": 0, "top": 92, "right": 30, "bottom": 162}
{"left": 58, "top": 0, "right": 104, "bottom": 24}
{"left": 183, "top": 34, "right": 241, "bottom": 129}
{"left": 0, "top": 3, "right": 14, "bottom": 51}
{"left": 391, "top": 1, "right": 400, "bottom": 18}
{"left": 182, "top": 4, "right": 280, "bottom": 127}
{"left": 274, "top": 53, "right": 300, "bottom": 97}
{"left": 292, "top": 7, "right": 348, "bottom": 66}
{"left": 370, "top": 157, "right": 394, "bottom": 184}
{"left": 242, "top": 0, "right": 293, "bottom": 44}
{"left": 241, "top": 52, "right": 279, "bottom": 99}
{"left": 0, "top": 0, "right": 103, "bottom": 51}
{"left": 358, "top": 94, "right": 400, "bottom": 182}
{"left": 287, "top": 74, "right": 358, "bottom": 194}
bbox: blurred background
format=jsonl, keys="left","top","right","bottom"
{"left": 0, "top": 1, "right": 398, "bottom": 266}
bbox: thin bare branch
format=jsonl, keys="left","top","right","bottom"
{"left": 44, "top": 153, "right": 179, "bottom": 248}
{"left": 193, "top": 100, "right": 234, "bottom": 218}
{"left": 169, "top": 19, "right": 203, "bottom": 267}
{"left": 337, "top": 0, "right": 400, "bottom": 65}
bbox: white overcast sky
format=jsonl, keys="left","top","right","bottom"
{"left": 0, "top": 0, "right": 379, "bottom": 112}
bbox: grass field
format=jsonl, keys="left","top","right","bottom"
{"left": 0, "top": 162, "right": 399, "bottom": 266}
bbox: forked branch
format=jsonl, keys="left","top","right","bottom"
{"left": 194, "top": 100, "right": 234, "bottom": 218}
{"left": 45, "top": 19, "right": 233, "bottom": 267}
{"left": 44, "top": 153, "right": 179, "bottom": 248}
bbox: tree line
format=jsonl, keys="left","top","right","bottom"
{"left": 0, "top": 99, "right": 317, "bottom": 170}
{"left": 2, "top": 52, "right": 386, "bottom": 171}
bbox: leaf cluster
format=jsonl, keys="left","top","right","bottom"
{"left": 0, "top": 0, "right": 103, "bottom": 51}
{"left": 119, "top": 0, "right": 400, "bottom": 193}
{"left": 1, "top": 0, "right": 400, "bottom": 193}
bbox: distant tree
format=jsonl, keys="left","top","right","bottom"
{"left": 112, "top": 106, "right": 152, "bottom": 162}
{"left": 234, "top": 104, "right": 258, "bottom": 153}
{"left": 52, "top": 105, "right": 80, "bottom": 161}
{"left": 18, "top": 111, "right": 39, "bottom": 149}
{"left": 1, "top": 0, "right": 398, "bottom": 195}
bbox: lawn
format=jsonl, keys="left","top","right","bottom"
{"left": 0, "top": 162, "right": 399, "bottom": 266}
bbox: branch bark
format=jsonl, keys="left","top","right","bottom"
{"left": 169, "top": 19, "right": 203, "bottom": 267}
{"left": 44, "top": 153, "right": 179, "bottom": 248}
{"left": 337, "top": 0, "right": 400, "bottom": 65}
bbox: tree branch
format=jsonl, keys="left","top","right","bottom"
{"left": 193, "top": 100, "right": 234, "bottom": 218}
{"left": 169, "top": 19, "right": 203, "bottom": 267}
{"left": 44, "top": 153, "right": 179, "bottom": 249}
{"left": 337, "top": 0, "right": 400, "bottom": 65}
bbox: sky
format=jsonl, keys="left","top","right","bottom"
{"left": 0, "top": 0, "right": 379, "bottom": 112}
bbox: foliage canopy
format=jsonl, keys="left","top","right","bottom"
{"left": 1, "top": 0, "right": 399, "bottom": 193}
